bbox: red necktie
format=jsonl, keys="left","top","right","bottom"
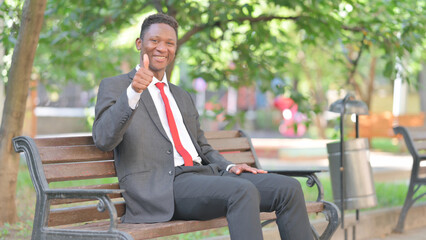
{"left": 156, "top": 82, "right": 193, "bottom": 166}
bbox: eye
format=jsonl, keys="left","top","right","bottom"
{"left": 151, "top": 39, "right": 158, "bottom": 43}
{"left": 167, "top": 42, "right": 174, "bottom": 46}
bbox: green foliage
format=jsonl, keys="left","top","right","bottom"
{"left": 1, "top": 0, "right": 425, "bottom": 112}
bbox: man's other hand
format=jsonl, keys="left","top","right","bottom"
{"left": 132, "top": 54, "right": 153, "bottom": 93}
{"left": 229, "top": 164, "right": 268, "bottom": 175}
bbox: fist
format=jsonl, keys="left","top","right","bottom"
{"left": 132, "top": 54, "right": 153, "bottom": 93}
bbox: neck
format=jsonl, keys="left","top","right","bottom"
{"left": 154, "top": 71, "right": 165, "bottom": 81}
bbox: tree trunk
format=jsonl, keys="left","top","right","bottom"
{"left": 0, "top": 8, "right": 5, "bottom": 120}
{"left": 420, "top": 62, "right": 426, "bottom": 124}
{"left": 365, "top": 56, "right": 377, "bottom": 109}
{"left": 0, "top": 0, "right": 46, "bottom": 225}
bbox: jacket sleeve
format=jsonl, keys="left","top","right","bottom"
{"left": 92, "top": 77, "right": 135, "bottom": 151}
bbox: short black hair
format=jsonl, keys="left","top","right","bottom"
{"left": 140, "top": 13, "right": 178, "bottom": 40}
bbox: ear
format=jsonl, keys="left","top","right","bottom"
{"left": 135, "top": 38, "right": 142, "bottom": 51}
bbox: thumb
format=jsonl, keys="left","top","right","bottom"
{"left": 143, "top": 54, "right": 149, "bottom": 69}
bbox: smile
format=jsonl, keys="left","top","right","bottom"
{"left": 153, "top": 56, "right": 167, "bottom": 61}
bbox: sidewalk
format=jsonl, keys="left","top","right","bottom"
{"left": 253, "top": 136, "right": 413, "bottom": 182}
{"left": 369, "top": 227, "right": 426, "bottom": 240}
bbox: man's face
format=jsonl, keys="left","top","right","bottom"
{"left": 136, "top": 23, "right": 177, "bottom": 75}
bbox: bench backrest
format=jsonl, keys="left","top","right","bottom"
{"left": 394, "top": 126, "right": 426, "bottom": 156}
{"left": 24, "top": 130, "right": 260, "bottom": 227}
{"left": 394, "top": 126, "right": 426, "bottom": 178}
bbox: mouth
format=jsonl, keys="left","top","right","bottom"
{"left": 153, "top": 56, "right": 167, "bottom": 62}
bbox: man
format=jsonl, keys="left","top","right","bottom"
{"left": 93, "top": 13, "right": 312, "bottom": 240}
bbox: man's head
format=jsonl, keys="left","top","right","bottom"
{"left": 136, "top": 13, "right": 178, "bottom": 79}
{"left": 139, "top": 13, "right": 178, "bottom": 40}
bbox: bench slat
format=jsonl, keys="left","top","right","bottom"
{"left": 60, "top": 213, "right": 272, "bottom": 239}
{"left": 51, "top": 183, "right": 120, "bottom": 205}
{"left": 43, "top": 152, "right": 254, "bottom": 184}
{"left": 39, "top": 145, "right": 113, "bottom": 164}
{"left": 51, "top": 201, "right": 322, "bottom": 228}
{"left": 49, "top": 201, "right": 125, "bottom": 227}
{"left": 61, "top": 213, "right": 275, "bottom": 239}
{"left": 44, "top": 161, "right": 116, "bottom": 182}
{"left": 204, "top": 130, "right": 240, "bottom": 139}
{"left": 207, "top": 138, "right": 250, "bottom": 152}
{"left": 414, "top": 141, "right": 426, "bottom": 151}
{"left": 419, "top": 166, "right": 426, "bottom": 178}
{"left": 222, "top": 151, "right": 256, "bottom": 165}
{"left": 405, "top": 127, "right": 426, "bottom": 141}
{"left": 36, "top": 136, "right": 94, "bottom": 147}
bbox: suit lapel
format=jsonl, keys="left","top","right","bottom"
{"left": 141, "top": 91, "right": 170, "bottom": 141}
{"left": 169, "top": 84, "right": 190, "bottom": 126}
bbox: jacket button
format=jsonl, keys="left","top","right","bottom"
{"left": 166, "top": 150, "right": 172, "bottom": 154}
{"left": 168, "top": 171, "right": 173, "bottom": 175}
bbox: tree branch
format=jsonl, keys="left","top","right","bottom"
{"left": 346, "top": 34, "right": 366, "bottom": 99}
{"left": 342, "top": 25, "right": 366, "bottom": 32}
{"left": 178, "top": 15, "right": 300, "bottom": 46}
{"left": 152, "top": 0, "right": 163, "bottom": 13}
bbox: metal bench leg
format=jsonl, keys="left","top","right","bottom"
{"left": 261, "top": 201, "right": 340, "bottom": 240}
{"left": 311, "top": 223, "right": 320, "bottom": 240}
{"left": 319, "top": 201, "right": 340, "bottom": 240}
{"left": 394, "top": 182, "right": 421, "bottom": 233}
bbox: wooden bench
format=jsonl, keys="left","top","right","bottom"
{"left": 393, "top": 126, "right": 426, "bottom": 233}
{"left": 355, "top": 112, "right": 424, "bottom": 139}
{"left": 13, "top": 130, "right": 339, "bottom": 240}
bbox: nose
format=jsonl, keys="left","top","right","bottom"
{"left": 155, "top": 41, "right": 166, "bottom": 52}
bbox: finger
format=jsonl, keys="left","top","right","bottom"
{"left": 247, "top": 166, "right": 266, "bottom": 174}
{"left": 255, "top": 169, "right": 268, "bottom": 174}
{"left": 143, "top": 54, "right": 149, "bottom": 69}
{"left": 243, "top": 166, "right": 258, "bottom": 174}
{"left": 231, "top": 167, "right": 241, "bottom": 175}
{"left": 135, "top": 69, "right": 154, "bottom": 80}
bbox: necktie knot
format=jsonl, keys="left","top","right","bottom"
{"left": 155, "top": 82, "right": 165, "bottom": 90}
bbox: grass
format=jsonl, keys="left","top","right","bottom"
{"left": 370, "top": 138, "right": 402, "bottom": 153}
{"left": 299, "top": 175, "right": 426, "bottom": 210}
{"left": 1, "top": 163, "right": 425, "bottom": 239}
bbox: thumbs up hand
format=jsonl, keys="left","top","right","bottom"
{"left": 132, "top": 54, "right": 153, "bottom": 93}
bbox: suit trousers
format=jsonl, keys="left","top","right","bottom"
{"left": 172, "top": 164, "right": 313, "bottom": 240}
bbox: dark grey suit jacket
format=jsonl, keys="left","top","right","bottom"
{"left": 92, "top": 69, "right": 233, "bottom": 223}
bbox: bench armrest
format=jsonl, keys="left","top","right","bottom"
{"left": 266, "top": 169, "right": 325, "bottom": 176}
{"left": 45, "top": 188, "right": 125, "bottom": 232}
{"left": 45, "top": 188, "right": 125, "bottom": 198}
{"left": 266, "top": 169, "right": 325, "bottom": 202}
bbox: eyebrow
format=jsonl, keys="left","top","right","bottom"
{"left": 150, "top": 35, "right": 176, "bottom": 41}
